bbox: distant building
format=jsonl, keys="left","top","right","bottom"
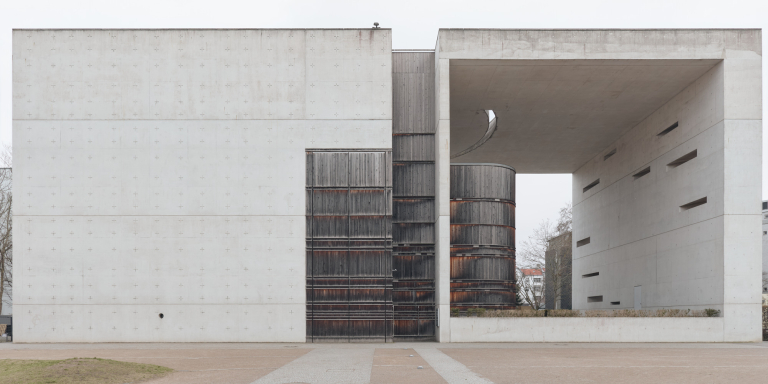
{"left": 545, "top": 232, "right": 572, "bottom": 310}
{"left": 520, "top": 268, "right": 545, "bottom": 308}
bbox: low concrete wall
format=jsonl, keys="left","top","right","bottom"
{"left": 449, "top": 317, "right": 727, "bottom": 342}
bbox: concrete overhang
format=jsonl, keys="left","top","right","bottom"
{"left": 449, "top": 58, "right": 722, "bottom": 173}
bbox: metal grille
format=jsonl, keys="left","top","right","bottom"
{"left": 306, "top": 150, "right": 394, "bottom": 342}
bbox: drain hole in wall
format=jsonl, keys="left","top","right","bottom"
{"left": 610, "top": 301, "right": 620, "bottom": 305}
{"left": 603, "top": 148, "right": 617, "bottom": 161}
{"left": 582, "top": 272, "right": 599, "bottom": 278}
{"left": 159, "top": 313, "right": 164, "bottom": 319}
{"left": 576, "top": 237, "right": 591, "bottom": 247}
{"left": 588, "top": 296, "right": 603, "bottom": 303}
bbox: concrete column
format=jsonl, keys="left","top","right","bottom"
{"left": 434, "top": 51, "right": 452, "bottom": 341}
{"left": 721, "top": 44, "right": 763, "bottom": 342}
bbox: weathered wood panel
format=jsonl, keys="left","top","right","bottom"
{"left": 393, "top": 198, "right": 435, "bottom": 223}
{"left": 306, "top": 150, "right": 394, "bottom": 342}
{"left": 450, "top": 164, "right": 516, "bottom": 201}
{"left": 450, "top": 201, "right": 515, "bottom": 227}
{"left": 450, "top": 164, "right": 517, "bottom": 311}
{"left": 393, "top": 134, "right": 436, "bottom": 161}
{"left": 392, "top": 51, "right": 437, "bottom": 341}
{"left": 393, "top": 52, "right": 435, "bottom": 134}
{"left": 393, "top": 163, "right": 435, "bottom": 196}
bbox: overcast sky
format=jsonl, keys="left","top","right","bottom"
{"left": 0, "top": 0, "right": 764, "bottom": 244}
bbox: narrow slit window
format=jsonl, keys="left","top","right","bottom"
{"left": 603, "top": 148, "right": 616, "bottom": 161}
{"left": 657, "top": 122, "right": 679, "bottom": 136}
{"left": 583, "top": 179, "right": 600, "bottom": 193}
{"left": 610, "top": 301, "right": 620, "bottom": 305}
{"left": 667, "top": 150, "right": 697, "bottom": 169}
{"left": 680, "top": 197, "right": 707, "bottom": 211}
{"left": 588, "top": 296, "right": 603, "bottom": 303}
{"left": 576, "top": 237, "right": 591, "bottom": 247}
{"left": 582, "top": 272, "right": 599, "bottom": 278}
{"left": 633, "top": 166, "right": 651, "bottom": 180}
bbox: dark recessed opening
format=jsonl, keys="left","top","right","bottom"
{"left": 582, "top": 272, "right": 599, "bottom": 278}
{"left": 583, "top": 179, "right": 600, "bottom": 193}
{"left": 603, "top": 149, "right": 617, "bottom": 161}
{"left": 588, "top": 296, "right": 603, "bottom": 303}
{"left": 657, "top": 122, "right": 679, "bottom": 136}
{"left": 633, "top": 166, "right": 651, "bottom": 180}
{"left": 610, "top": 301, "right": 620, "bottom": 305}
{"left": 667, "top": 149, "right": 697, "bottom": 169}
{"left": 576, "top": 237, "right": 591, "bottom": 247}
{"left": 680, "top": 197, "right": 707, "bottom": 211}
{"left": 159, "top": 313, "right": 164, "bottom": 319}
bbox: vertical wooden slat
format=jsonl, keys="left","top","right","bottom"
{"left": 307, "top": 150, "right": 393, "bottom": 342}
{"left": 392, "top": 51, "right": 437, "bottom": 341}
{"left": 449, "top": 164, "right": 517, "bottom": 311}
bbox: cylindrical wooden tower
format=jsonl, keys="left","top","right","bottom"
{"left": 450, "top": 163, "right": 516, "bottom": 310}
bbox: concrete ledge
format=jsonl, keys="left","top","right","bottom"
{"left": 449, "top": 317, "right": 728, "bottom": 342}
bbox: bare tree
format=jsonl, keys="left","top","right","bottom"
{"left": 545, "top": 204, "right": 572, "bottom": 309}
{"left": 517, "top": 203, "right": 572, "bottom": 310}
{"left": 0, "top": 145, "right": 11, "bottom": 316}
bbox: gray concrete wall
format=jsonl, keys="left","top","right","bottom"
{"left": 573, "top": 64, "right": 727, "bottom": 313}
{"left": 438, "top": 29, "right": 762, "bottom": 342}
{"left": 12, "top": 29, "right": 392, "bottom": 342}
{"left": 449, "top": 317, "right": 724, "bottom": 342}
{"left": 570, "top": 36, "right": 762, "bottom": 342}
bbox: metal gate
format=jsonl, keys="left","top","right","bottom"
{"left": 306, "top": 150, "right": 394, "bottom": 342}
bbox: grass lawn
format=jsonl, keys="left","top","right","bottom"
{"left": 0, "top": 358, "right": 173, "bottom": 384}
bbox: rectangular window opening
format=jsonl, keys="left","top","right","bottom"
{"left": 588, "top": 295, "right": 603, "bottom": 303}
{"left": 603, "top": 148, "right": 617, "bottom": 161}
{"left": 610, "top": 301, "right": 620, "bottom": 305}
{"left": 582, "top": 179, "right": 600, "bottom": 193}
{"left": 657, "top": 121, "right": 679, "bottom": 136}
{"left": 680, "top": 197, "right": 707, "bottom": 211}
{"left": 667, "top": 149, "right": 697, "bottom": 169}
{"left": 582, "top": 272, "right": 599, "bottom": 278}
{"left": 576, "top": 237, "right": 591, "bottom": 247}
{"left": 633, "top": 166, "right": 651, "bottom": 180}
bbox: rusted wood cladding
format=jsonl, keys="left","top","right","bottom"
{"left": 306, "top": 150, "right": 394, "bottom": 342}
{"left": 393, "top": 52, "right": 435, "bottom": 134}
{"left": 393, "top": 134, "right": 436, "bottom": 161}
{"left": 450, "top": 201, "right": 515, "bottom": 227}
{"left": 450, "top": 225, "right": 515, "bottom": 248}
{"left": 450, "top": 164, "right": 517, "bottom": 310}
{"left": 393, "top": 163, "right": 435, "bottom": 196}
{"left": 450, "top": 164, "right": 515, "bottom": 201}
{"left": 393, "top": 198, "right": 435, "bottom": 223}
{"left": 392, "top": 51, "right": 437, "bottom": 341}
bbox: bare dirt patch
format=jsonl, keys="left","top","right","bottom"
{"left": 0, "top": 357, "right": 172, "bottom": 384}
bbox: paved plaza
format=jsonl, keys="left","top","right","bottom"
{"left": 2, "top": 342, "right": 768, "bottom": 383}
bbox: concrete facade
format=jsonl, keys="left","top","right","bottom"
{"left": 438, "top": 29, "right": 762, "bottom": 342}
{"left": 12, "top": 28, "right": 763, "bottom": 343}
{"left": 12, "top": 29, "right": 392, "bottom": 342}
{"left": 449, "top": 317, "right": 725, "bottom": 342}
